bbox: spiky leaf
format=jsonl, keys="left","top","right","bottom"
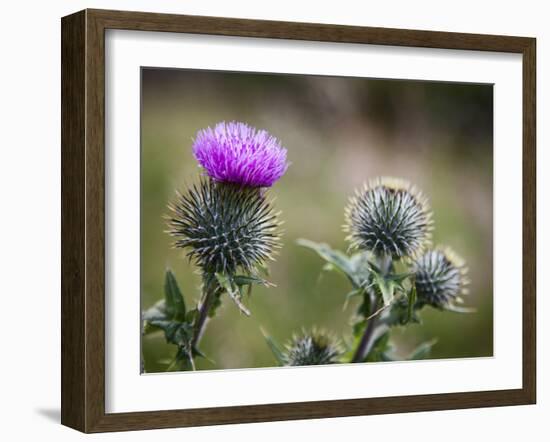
{"left": 164, "top": 269, "right": 186, "bottom": 321}
{"left": 297, "top": 239, "right": 370, "bottom": 288}
{"left": 261, "top": 329, "right": 286, "bottom": 366}
{"left": 142, "top": 271, "right": 193, "bottom": 349}
{"left": 233, "top": 274, "right": 274, "bottom": 288}
{"left": 408, "top": 339, "right": 438, "bottom": 360}
{"left": 215, "top": 272, "right": 251, "bottom": 316}
{"left": 406, "top": 284, "right": 417, "bottom": 324}
{"left": 365, "top": 332, "right": 392, "bottom": 362}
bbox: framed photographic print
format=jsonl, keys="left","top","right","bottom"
{"left": 61, "top": 9, "right": 536, "bottom": 433}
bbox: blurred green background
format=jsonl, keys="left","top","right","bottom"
{"left": 141, "top": 68, "right": 493, "bottom": 372}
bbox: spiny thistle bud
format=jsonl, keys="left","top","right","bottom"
{"left": 413, "top": 247, "right": 469, "bottom": 309}
{"left": 344, "top": 177, "right": 433, "bottom": 259}
{"left": 283, "top": 329, "right": 342, "bottom": 366}
{"left": 167, "top": 180, "right": 282, "bottom": 275}
{"left": 193, "top": 121, "right": 289, "bottom": 188}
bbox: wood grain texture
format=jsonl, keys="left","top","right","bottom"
{"left": 61, "top": 10, "right": 86, "bottom": 432}
{"left": 60, "top": 8, "right": 537, "bottom": 433}
{"left": 89, "top": 8, "right": 533, "bottom": 52}
{"left": 522, "top": 38, "right": 536, "bottom": 403}
{"left": 84, "top": 9, "right": 108, "bottom": 432}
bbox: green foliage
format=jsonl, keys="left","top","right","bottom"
{"left": 407, "top": 284, "right": 417, "bottom": 324}
{"left": 144, "top": 177, "right": 475, "bottom": 371}
{"left": 215, "top": 272, "right": 251, "bottom": 316}
{"left": 297, "top": 235, "right": 473, "bottom": 364}
{"left": 408, "top": 339, "right": 438, "bottom": 360}
{"left": 142, "top": 270, "right": 195, "bottom": 370}
{"left": 164, "top": 269, "right": 186, "bottom": 321}
{"left": 143, "top": 266, "right": 277, "bottom": 371}
{"left": 365, "top": 333, "right": 393, "bottom": 362}
{"left": 296, "top": 239, "right": 370, "bottom": 288}
{"left": 143, "top": 270, "right": 188, "bottom": 343}
{"left": 261, "top": 329, "right": 286, "bottom": 366}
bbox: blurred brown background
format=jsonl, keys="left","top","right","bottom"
{"left": 141, "top": 68, "right": 493, "bottom": 372}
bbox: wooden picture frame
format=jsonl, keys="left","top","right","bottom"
{"left": 61, "top": 8, "right": 536, "bottom": 433}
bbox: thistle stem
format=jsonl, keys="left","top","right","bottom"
{"left": 190, "top": 275, "right": 218, "bottom": 350}
{"left": 351, "top": 253, "right": 391, "bottom": 363}
{"left": 351, "top": 303, "right": 379, "bottom": 363}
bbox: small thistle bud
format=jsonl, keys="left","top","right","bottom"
{"left": 283, "top": 329, "right": 342, "bottom": 366}
{"left": 413, "top": 247, "right": 469, "bottom": 309}
{"left": 167, "top": 180, "right": 282, "bottom": 275}
{"left": 193, "top": 121, "right": 289, "bottom": 188}
{"left": 344, "top": 177, "right": 433, "bottom": 259}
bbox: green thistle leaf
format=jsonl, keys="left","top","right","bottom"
{"left": 370, "top": 269, "right": 395, "bottom": 306}
{"left": 191, "top": 345, "right": 211, "bottom": 361}
{"left": 142, "top": 300, "right": 170, "bottom": 334}
{"left": 297, "top": 239, "right": 354, "bottom": 276}
{"left": 233, "top": 274, "right": 274, "bottom": 288}
{"left": 365, "top": 332, "right": 392, "bottom": 362}
{"left": 185, "top": 308, "right": 199, "bottom": 323}
{"left": 406, "top": 285, "right": 417, "bottom": 324}
{"left": 385, "top": 272, "right": 413, "bottom": 285}
{"left": 442, "top": 304, "right": 477, "bottom": 313}
{"left": 163, "top": 322, "right": 193, "bottom": 347}
{"left": 143, "top": 300, "right": 193, "bottom": 347}
{"left": 142, "top": 270, "right": 194, "bottom": 353}
{"left": 164, "top": 269, "right": 186, "bottom": 321}
{"left": 166, "top": 346, "right": 195, "bottom": 372}
{"left": 408, "top": 339, "right": 438, "bottom": 360}
{"left": 261, "top": 328, "right": 286, "bottom": 366}
{"left": 366, "top": 259, "right": 382, "bottom": 274}
{"left": 215, "top": 272, "right": 251, "bottom": 316}
{"left": 297, "top": 239, "right": 371, "bottom": 288}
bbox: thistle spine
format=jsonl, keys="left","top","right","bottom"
{"left": 413, "top": 246, "right": 469, "bottom": 309}
{"left": 283, "top": 329, "right": 343, "bottom": 366}
{"left": 167, "top": 179, "right": 282, "bottom": 276}
{"left": 344, "top": 177, "right": 433, "bottom": 259}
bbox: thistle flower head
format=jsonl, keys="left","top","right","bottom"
{"left": 167, "top": 179, "right": 282, "bottom": 274}
{"left": 283, "top": 329, "right": 342, "bottom": 366}
{"left": 192, "top": 121, "right": 289, "bottom": 188}
{"left": 344, "top": 177, "right": 433, "bottom": 259}
{"left": 413, "top": 247, "right": 469, "bottom": 309}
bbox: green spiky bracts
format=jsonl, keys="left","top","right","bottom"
{"left": 283, "top": 329, "right": 343, "bottom": 366}
{"left": 413, "top": 247, "right": 469, "bottom": 309}
{"left": 167, "top": 180, "right": 282, "bottom": 276}
{"left": 344, "top": 177, "right": 433, "bottom": 259}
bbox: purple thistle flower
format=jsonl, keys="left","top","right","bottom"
{"left": 192, "top": 121, "right": 289, "bottom": 188}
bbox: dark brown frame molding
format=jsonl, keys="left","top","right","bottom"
{"left": 61, "top": 8, "right": 536, "bottom": 433}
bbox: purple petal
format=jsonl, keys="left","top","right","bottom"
{"left": 192, "top": 121, "right": 289, "bottom": 187}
